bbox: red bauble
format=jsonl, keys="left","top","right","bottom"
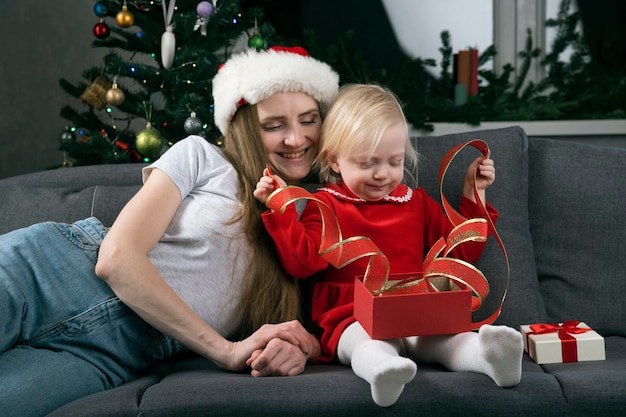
{"left": 93, "top": 21, "right": 110, "bottom": 39}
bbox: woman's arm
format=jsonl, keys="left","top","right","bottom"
{"left": 95, "top": 169, "right": 312, "bottom": 373}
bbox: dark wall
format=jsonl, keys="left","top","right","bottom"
{"left": 244, "top": 0, "right": 407, "bottom": 77}
{"left": 0, "top": 1, "right": 102, "bottom": 179}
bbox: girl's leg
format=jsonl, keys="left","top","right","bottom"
{"left": 404, "top": 324, "right": 523, "bottom": 387}
{"left": 337, "top": 322, "right": 416, "bottom": 407}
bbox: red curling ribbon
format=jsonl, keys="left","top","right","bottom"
{"left": 265, "top": 140, "right": 509, "bottom": 331}
{"left": 438, "top": 140, "right": 510, "bottom": 329}
{"left": 265, "top": 171, "right": 391, "bottom": 292}
{"left": 528, "top": 320, "right": 592, "bottom": 362}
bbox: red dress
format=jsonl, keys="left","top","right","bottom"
{"left": 262, "top": 182, "right": 498, "bottom": 362}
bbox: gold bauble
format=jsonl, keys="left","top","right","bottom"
{"left": 135, "top": 127, "right": 164, "bottom": 158}
{"left": 105, "top": 83, "right": 125, "bottom": 106}
{"left": 116, "top": 6, "right": 135, "bottom": 28}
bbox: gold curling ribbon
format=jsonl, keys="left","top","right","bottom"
{"left": 265, "top": 140, "right": 509, "bottom": 329}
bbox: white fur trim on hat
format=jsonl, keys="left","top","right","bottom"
{"left": 212, "top": 47, "right": 339, "bottom": 136}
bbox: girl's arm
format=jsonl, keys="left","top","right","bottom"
{"left": 255, "top": 169, "right": 328, "bottom": 279}
{"left": 96, "top": 169, "right": 313, "bottom": 373}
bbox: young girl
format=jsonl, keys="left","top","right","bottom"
{"left": 254, "top": 84, "right": 523, "bottom": 407}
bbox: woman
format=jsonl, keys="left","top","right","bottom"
{"left": 0, "top": 46, "right": 339, "bottom": 416}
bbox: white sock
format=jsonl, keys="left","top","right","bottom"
{"left": 477, "top": 324, "right": 523, "bottom": 387}
{"left": 338, "top": 322, "right": 417, "bottom": 407}
{"left": 405, "top": 325, "right": 523, "bottom": 387}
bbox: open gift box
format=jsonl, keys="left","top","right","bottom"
{"left": 520, "top": 321, "right": 605, "bottom": 364}
{"left": 353, "top": 273, "right": 473, "bottom": 340}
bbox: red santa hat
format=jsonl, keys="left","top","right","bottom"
{"left": 212, "top": 46, "right": 339, "bottom": 136}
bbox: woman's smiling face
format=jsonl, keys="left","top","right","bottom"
{"left": 257, "top": 91, "right": 321, "bottom": 184}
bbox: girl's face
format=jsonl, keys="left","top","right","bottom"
{"left": 257, "top": 92, "right": 322, "bottom": 184}
{"left": 330, "top": 123, "right": 407, "bottom": 201}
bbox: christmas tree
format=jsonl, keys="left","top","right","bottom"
{"left": 59, "top": 0, "right": 273, "bottom": 166}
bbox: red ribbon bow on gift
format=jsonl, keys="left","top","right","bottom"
{"left": 528, "top": 320, "right": 592, "bottom": 362}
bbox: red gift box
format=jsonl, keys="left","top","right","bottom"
{"left": 353, "top": 273, "right": 473, "bottom": 339}
{"left": 520, "top": 321, "right": 606, "bottom": 364}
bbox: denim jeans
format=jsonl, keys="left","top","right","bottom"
{"left": 0, "top": 218, "right": 183, "bottom": 416}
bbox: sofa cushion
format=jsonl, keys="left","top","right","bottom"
{"left": 49, "top": 354, "right": 567, "bottom": 417}
{"left": 540, "top": 336, "right": 626, "bottom": 417}
{"left": 529, "top": 139, "right": 626, "bottom": 337}
{"left": 412, "top": 126, "right": 546, "bottom": 329}
{"left": 0, "top": 164, "right": 143, "bottom": 234}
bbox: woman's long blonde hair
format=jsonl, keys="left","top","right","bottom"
{"left": 221, "top": 104, "right": 301, "bottom": 339}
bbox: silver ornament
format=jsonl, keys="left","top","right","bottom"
{"left": 184, "top": 112, "right": 204, "bottom": 134}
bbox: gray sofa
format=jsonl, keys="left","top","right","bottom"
{"left": 1, "top": 126, "right": 624, "bottom": 416}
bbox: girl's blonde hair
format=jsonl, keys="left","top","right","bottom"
{"left": 317, "top": 84, "right": 419, "bottom": 184}
{"left": 222, "top": 104, "right": 301, "bottom": 339}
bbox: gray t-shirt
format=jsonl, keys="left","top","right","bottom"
{"left": 142, "top": 136, "right": 248, "bottom": 337}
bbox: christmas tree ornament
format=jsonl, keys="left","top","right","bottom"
{"left": 247, "top": 20, "right": 264, "bottom": 50}
{"left": 136, "top": 127, "right": 164, "bottom": 158}
{"left": 80, "top": 76, "right": 112, "bottom": 110}
{"left": 194, "top": 1, "right": 214, "bottom": 36}
{"left": 93, "top": 19, "right": 110, "bottom": 39}
{"left": 105, "top": 77, "right": 125, "bottom": 106}
{"left": 196, "top": 1, "right": 214, "bottom": 17}
{"left": 58, "top": 125, "right": 76, "bottom": 145}
{"left": 116, "top": 1, "right": 135, "bottom": 28}
{"left": 248, "top": 34, "right": 264, "bottom": 50}
{"left": 93, "top": 2, "right": 107, "bottom": 18}
{"left": 114, "top": 139, "right": 130, "bottom": 152}
{"left": 135, "top": 102, "right": 164, "bottom": 158}
{"left": 161, "top": 0, "right": 177, "bottom": 69}
{"left": 184, "top": 111, "right": 204, "bottom": 134}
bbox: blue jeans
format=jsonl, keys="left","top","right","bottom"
{"left": 0, "top": 218, "right": 183, "bottom": 416}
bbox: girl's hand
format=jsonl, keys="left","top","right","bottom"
{"left": 469, "top": 157, "right": 495, "bottom": 191}
{"left": 253, "top": 167, "right": 287, "bottom": 204}
{"left": 463, "top": 157, "right": 495, "bottom": 205}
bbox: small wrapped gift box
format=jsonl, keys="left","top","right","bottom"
{"left": 353, "top": 273, "right": 473, "bottom": 339}
{"left": 520, "top": 321, "right": 605, "bottom": 364}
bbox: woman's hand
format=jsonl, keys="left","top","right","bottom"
{"left": 225, "top": 320, "right": 321, "bottom": 376}
{"left": 463, "top": 157, "right": 495, "bottom": 205}
{"left": 246, "top": 339, "right": 309, "bottom": 376}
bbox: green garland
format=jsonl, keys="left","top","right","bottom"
{"left": 308, "top": 0, "right": 625, "bottom": 132}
